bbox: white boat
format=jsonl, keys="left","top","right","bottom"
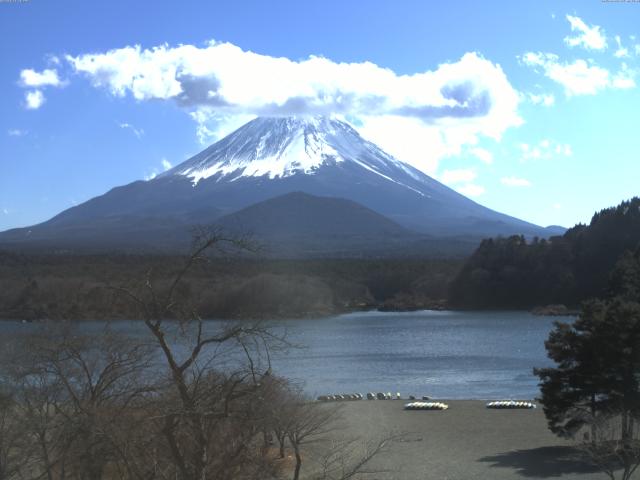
{"left": 486, "top": 400, "right": 536, "bottom": 409}
{"left": 404, "top": 401, "right": 449, "bottom": 411}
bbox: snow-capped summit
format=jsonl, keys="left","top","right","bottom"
{"left": 164, "top": 116, "right": 423, "bottom": 194}
{"left": 0, "top": 115, "right": 559, "bottom": 254}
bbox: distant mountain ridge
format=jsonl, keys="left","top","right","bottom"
{"left": 0, "top": 116, "right": 563, "bottom": 255}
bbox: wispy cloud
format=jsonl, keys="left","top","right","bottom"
{"left": 527, "top": 92, "right": 555, "bottom": 107}
{"left": 521, "top": 16, "right": 637, "bottom": 97}
{"left": 118, "top": 122, "right": 144, "bottom": 138}
{"left": 438, "top": 169, "right": 485, "bottom": 197}
{"left": 456, "top": 183, "right": 485, "bottom": 197}
{"left": 440, "top": 168, "right": 477, "bottom": 184}
{"left": 145, "top": 158, "right": 173, "bottom": 181}
{"left": 469, "top": 147, "right": 493, "bottom": 164}
{"left": 7, "top": 129, "right": 27, "bottom": 137}
{"left": 612, "top": 63, "right": 636, "bottom": 89}
{"left": 501, "top": 176, "right": 532, "bottom": 187}
{"left": 564, "top": 15, "right": 607, "bottom": 51}
{"left": 519, "top": 139, "right": 572, "bottom": 162}
{"left": 614, "top": 35, "right": 630, "bottom": 58}
{"left": 520, "top": 52, "right": 635, "bottom": 96}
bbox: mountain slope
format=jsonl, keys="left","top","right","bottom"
{"left": 213, "top": 192, "right": 483, "bottom": 258}
{"left": 0, "top": 116, "right": 558, "bottom": 254}
{"left": 216, "top": 191, "right": 410, "bottom": 237}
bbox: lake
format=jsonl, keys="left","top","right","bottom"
{"left": 0, "top": 310, "right": 573, "bottom": 400}
{"left": 272, "top": 310, "right": 570, "bottom": 400}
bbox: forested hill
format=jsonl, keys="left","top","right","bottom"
{"left": 449, "top": 197, "right": 640, "bottom": 309}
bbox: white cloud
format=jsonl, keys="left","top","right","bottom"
{"left": 189, "top": 110, "right": 255, "bottom": 145}
{"left": 614, "top": 35, "right": 630, "bottom": 58}
{"left": 7, "top": 129, "right": 26, "bottom": 137}
{"left": 19, "top": 68, "right": 66, "bottom": 111}
{"left": 440, "top": 168, "right": 477, "bottom": 185}
{"left": 547, "top": 59, "right": 610, "bottom": 95}
{"left": 521, "top": 52, "right": 610, "bottom": 96}
{"left": 553, "top": 203, "right": 562, "bottom": 210}
{"left": 564, "top": 15, "right": 607, "bottom": 51}
{"left": 522, "top": 18, "right": 637, "bottom": 97}
{"left": 25, "top": 90, "right": 45, "bottom": 110}
{"left": 1, "top": 208, "right": 8, "bottom": 215}
{"left": 501, "top": 176, "right": 532, "bottom": 187}
{"left": 146, "top": 158, "right": 173, "bottom": 180}
{"left": 469, "top": 147, "right": 493, "bottom": 164}
{"left": 519, "top": 139, "right": 572, "bottom": 162}
{"left": 612, "top": 63, "right": 636, "bottom": 89}
{"left": 19, "top": 68, "right": 63, "bottom": 87}
{"left": 527, "top": 92, "right": 555, "bottom": 107}
{"left": 555, "top": 143, "right": 573, "bottom": 156}
{"left": 61, "top": 41, "right": 522, "bottom": 174}
{"left": 118, "top": 122, "right": 144, "bottom": 138}
{"left": 456, "top": 183, "right": 485, "bottom": 197}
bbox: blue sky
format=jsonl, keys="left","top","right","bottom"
{"left": 1, "top": 0, "right": 639, "bottom": 231}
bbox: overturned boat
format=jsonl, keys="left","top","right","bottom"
{"left": 404, "top": 401, "right": 449, "bottom": 411}
{"left": 486, "top": 400, "right": 536, "bottom": 409}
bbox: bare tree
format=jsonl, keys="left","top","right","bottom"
{"left": 579, "top": 412, "right": 640, "bottom": 480}
{"left": 12, "top": 366, "right": 68, "bottom": 480}
{"left": 281, "top": 392, "right": 398, "bottom": 480}
{"left": 7, "top": 325, "right": 156, "bottom": 480}
{"left": 0, "top": 390, "right": 23, "bottom": 480}
{"left": 284, "top": 396, "right": 343, "bottom": 480}
{"left": 310, "top": 436, "right": 394, "bottom": 480}
{"left": 113, "top": 229, "right": 289, "bottom": 480}
{"left": 266, "top": 378, "right": 294, "bottom": 460}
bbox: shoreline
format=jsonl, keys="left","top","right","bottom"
{"left": 321, "top": 400, "right": 603, "bottom": 480}
{"left": 0, "top": 306, "right": 578, "bottom": 323}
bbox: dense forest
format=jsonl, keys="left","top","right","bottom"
{"left": 5, "top": 197, "right": 639, "bottom": 320}
{"left": 0, "top": 251, "right": 461, "bottom": 321}
{"left": 450, "top": 197, "right": 640, "bottom": 309}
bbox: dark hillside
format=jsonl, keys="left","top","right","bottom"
{"left": 450, "top": 197, "right": 640, "bottom": 309}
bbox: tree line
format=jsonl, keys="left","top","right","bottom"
{"left": 0, "top": 251, "right": 460, "bottom": 321}
{"left": 450, "top": 197, "right": 640, "bottom": 309}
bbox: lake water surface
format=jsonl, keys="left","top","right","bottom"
{"left": 0, "top": 310, "right": 573, "bottom": 400}
{"left": 271, "top": 310, "right": 570, "bottom": 400}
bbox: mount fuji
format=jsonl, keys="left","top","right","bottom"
{"left": 0, "top": 116, "right": 561, "bottom": 255}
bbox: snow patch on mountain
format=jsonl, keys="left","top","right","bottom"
{"left": 165, "top": 116, "right": 426, "bottom": 195}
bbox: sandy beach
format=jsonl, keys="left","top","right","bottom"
{"left": 318, "top": 400, "right": 605, "bottom": 480}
